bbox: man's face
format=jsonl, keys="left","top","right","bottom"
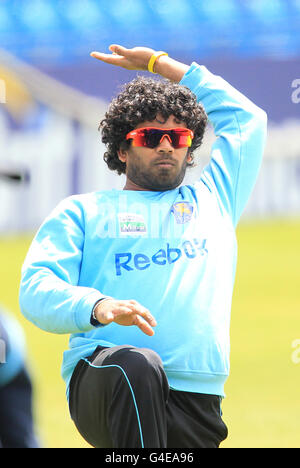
{"left": 118, "top": 115, "right": 192, "bottom": 191}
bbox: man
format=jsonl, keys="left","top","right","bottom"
{"left": 19, "top": 45, "right": 267, "bottom": 448}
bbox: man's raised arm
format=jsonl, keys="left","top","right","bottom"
{"left": 92, "top": 45, "right": 267, "bottom": 226}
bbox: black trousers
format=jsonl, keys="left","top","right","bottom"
{"left": 0, "top": 369, "right": 39, "bottom": 448}
{"left": 69, "top": 345, "right": 228, "bottom": 449}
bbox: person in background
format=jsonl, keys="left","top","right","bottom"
{"left": 0, "top": 307, "right": 39, "bottom": 448}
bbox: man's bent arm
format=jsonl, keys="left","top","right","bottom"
{"left": 19, "top": 196, "right": 156, "bottom": 336}
{"left": 19, "top": 196, "right": 105, "bottom": 334}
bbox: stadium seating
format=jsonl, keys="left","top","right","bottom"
{"left": 0, "top": 0, "right": 299, "bottom": 64}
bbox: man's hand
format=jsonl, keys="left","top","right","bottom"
{"left": 94, "top": 298, "right": 157, "bottom": 336}
{"left": 90, "top": 45, "right": 155, "bottom": 71}
{"left": 90, "top": 44, "right": 189, "bottom": 83}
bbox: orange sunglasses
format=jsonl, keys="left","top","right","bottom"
{"left": 126, "top": 127, "right": 194, "bottom": 149}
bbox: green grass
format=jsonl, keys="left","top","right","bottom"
{"left": 0, "top": 219, "right": 300, "bottom": 448}
{"left": 222, "top": 219, "right": 300, "bottom": 448}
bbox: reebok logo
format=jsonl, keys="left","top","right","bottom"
{"left": 115, "top": 238, "right": 208, "bottom": 276}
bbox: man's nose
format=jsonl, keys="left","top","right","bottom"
{"left": 156, "top": 135, "right": 174, "bottom": 152}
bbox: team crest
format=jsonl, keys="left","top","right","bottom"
{"left": 171, "top": 202, "right": 194, "bottom": 224}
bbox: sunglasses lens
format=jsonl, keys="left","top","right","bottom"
{"left": 168, "top": 130, "right": 193, "bottom": 148}
{"left": 145, "top": 129, "right": 162, "bottom": 148}
{"left": 128, "top": 128, "right": 193, "bottom": 148}
{"left": 172, "top": 132, "right": 193, "bottom": 148}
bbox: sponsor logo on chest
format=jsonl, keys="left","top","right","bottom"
{"left": 114, "top": 238, "right": 208, "bottom": 276}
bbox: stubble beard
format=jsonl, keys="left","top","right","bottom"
{"left": 126, "top": 156, "right": 189, "bottom": 191}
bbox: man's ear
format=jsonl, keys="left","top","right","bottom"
{"left": 117, "top": 148, "right": 127, "bottom": 163}
{"left": 187, "top": 150, "right": 193, "bottom": 164}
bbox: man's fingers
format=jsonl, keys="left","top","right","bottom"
{"left": 95, "top": 298, "right": 157, "bottom": 334}
{"left": 116, "top": 301, "right": 157, "bottom": 327}
{"left": 90, "top": 45, "right": 129, "bottom": 63}
{"left": 90, "top": 45, "right": 152, "bottom": 71}
{"left": 133, "top": 315, "right": 155, "bottom": 337}
{"left": 99, "top": 304, "right": 132, "bottom": 324}
{"left": 90, "top": 51, "right": 121, "bottom": 63}
{"left": 127, "top": 300, "right": 157, "bottom": 327}
{"left": 108, "top": 44, "right": 129, "bottom": 56}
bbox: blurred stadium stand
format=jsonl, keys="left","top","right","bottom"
{"left": 0, "top": 0, "right": 300, "bottom": 120}
{"left": 0, "top": 0, "right": 300, "bottom": 231}
{"left": 1, "top": 0, "right": 300, "bottom": 63}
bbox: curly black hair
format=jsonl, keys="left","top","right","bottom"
{"left": 99, "top": 75, "right": 208, "bottom": 175}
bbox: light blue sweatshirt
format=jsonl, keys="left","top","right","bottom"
{"left": 19, "top": 63, "right": 267, "bottom": 399}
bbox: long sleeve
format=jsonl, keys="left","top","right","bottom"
{"left": 19, "top": 196, "right": 105, "bottom": 334}
{"left": 180, "top": 63, "right": 267, "bottom": 226}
